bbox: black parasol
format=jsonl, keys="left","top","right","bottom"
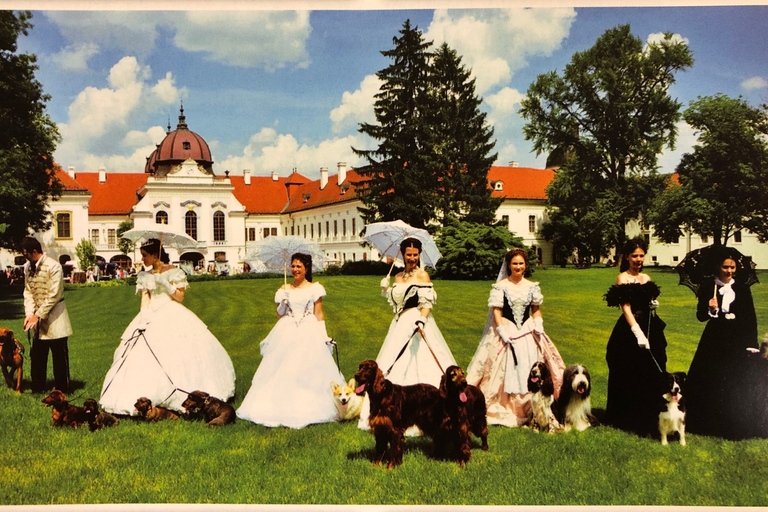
{"left": 675, "top": 244, "right": 759, "bottom": 295}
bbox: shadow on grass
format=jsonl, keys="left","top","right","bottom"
{"left": 0, "top": 285, "right": 24, "bottom": 321}
{"left": 347, "top": 436, "right": 441, "bottom": 465}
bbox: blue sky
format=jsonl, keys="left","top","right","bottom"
{"left": 15, "top": 5, "right": 768, "bottom": 180}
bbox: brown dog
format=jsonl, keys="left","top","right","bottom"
{"left": 82, "top": 398, "right": 120, "bottom": 431}
{"left": 134, "top": 397, "right": 180, "bottom": 422}
{"left": 181, "top": 390, "right": 235, "bottom": 427}
{"left": 439, "top": 365, "right": 489, "bottom": 466}
{"left": 41, "top": 390, "right": 87, "bottom": 428}
{"left": 354, "top": 359, "right": 444, "bottom": 469}
{"left": 0, "top": 327, "right": 24, "bottom": 393}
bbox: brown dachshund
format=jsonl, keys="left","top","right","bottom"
{"left": 41, "top": 390, "right": 87, "bottom": 428}
{"left": 82, "top": 398, "right": 120, "bottom": 431}
{"left": 181, "top": 390, "right": 235, "bottom": 427}
{"left": 134, "top": 397, "right": 180, "bottom": 422}
{"left": 0, "top": 327, "right": 24, "bottom": 394}
{"left": 354, "top": 359, "right": 445, "bottom": 469}
{"left": 439, "top": 365, "right": 489, "bottom": 466}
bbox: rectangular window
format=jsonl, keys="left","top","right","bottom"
{"left": 291, "top": 226, "right": 295, "bottom": 236}
{"left": 56, "top": 212, "right": 71, "bottom": 239}
{"left": 701, "top": 235, "right": 708, "bottom": 244}
{"left": 249, "top": 228, "right": 256, "bottom": 241}
{"left": 334, "top": 220, "right": 338, "bottom": 236}
{"left": 263, "top": 228, "right": 270, "bottom": 239}
{"left": 213, "top": 212, "right": 225, "bottom": 242}
{"left": 284, "top": 227, "right": 288, "bottom": 236}
{"left": 734, "top": 230, "right": 742, "bottom": 243}
{"left": 108, "top": 229, "right": 116, "bottom": 246}
{"left": 352, "top": 218, "right": 356, "bottom": 237}
{"left": 271, "top": 228, "right": 277, "bottom": 236}
{"left": 326, "top": 222, "right": 329, "bottom": 238}
{"left": 501, "top": 215, "right": 509, "bottom": 228}
{"left": 319, "top": 222, "right": 322, "bottom": 238}
{"left": 91, "top": 229, "right": 99, "bottom": 245}
{"left": 343, "top": 219, "right": 347, "bottom": 236}
{"left": 528, "top": 215, "right": 536, "bottom": 233}
{"left": 311, "top": 224, "right": 314, "bottom": 239}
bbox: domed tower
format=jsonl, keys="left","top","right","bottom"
{"left": 144, "top": 105, "right": 214, "bottom": 177}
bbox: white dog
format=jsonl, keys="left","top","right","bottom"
{"left": 557, "top": 364, "right": 597, "bottom": 432}
{"left": 658, "top": 372, "right": 687, "bottom": 446}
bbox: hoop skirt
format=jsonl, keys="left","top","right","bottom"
{"left": 358, "top": 283, "right": 456, "bottom": 431}
{"left": 466, "top": 279, "right": 565, "bottom": 427}
{"left": 604, "top": 282, "right": 667, "bottom": 435}
{"left": 237, "top": 282, "right": 343, "bottom": 429}
{"left": 100, "top": 269, "right": 236, "bottom": 415}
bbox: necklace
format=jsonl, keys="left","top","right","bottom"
{"left": 402, "top": 268, "right": 416, "bottom": 280}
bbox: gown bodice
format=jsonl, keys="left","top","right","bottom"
{"left": 387, "top": 283, "right": 436, "bottom": 317}
{"left": 604, "top": 281, "right": 661, "bottom": 325}
{"left": 489, "top": 279, "right": 543, "bottom": 329}
{"left": 275, "top": 282, "right": 326, "bottom": 322}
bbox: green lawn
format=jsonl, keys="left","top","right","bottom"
{"left": 1, "top": 267, "right": 768, "bottom": 506}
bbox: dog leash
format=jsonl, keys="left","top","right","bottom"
{"left": 384, "top": 326, "right": 445, "bottom": 377}
{"left": 326, "top": 338, "right": 341, "bottom": 371}
{"left": 645, "top": 310, "right": 663, "bottom": 374}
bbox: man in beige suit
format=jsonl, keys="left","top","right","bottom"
{"left": 21, "top": 237, "right": 73, "bottom": 393}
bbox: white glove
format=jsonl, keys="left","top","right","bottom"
{"left": 533, "top": 317, "right": 544, "bottom": 334}
{"left": 496, "top": 325, "right": 514, "bottom": 344}
{"left": 318, "top": 320, "right": 331, "bottom": 343}
{"left": 137, "top": 309, "right": 150, "bottom": 329}
{"left": 649, "top": 299, "right": 659, "bottom": 310}
{"left": 276, "top": 299, "right": 289, "bottom": 316}
{"left": 631, "top": 324, "right": 650, "bottom": 349}
{"left": 380, "top": 276, "right": 390, "bottom": 290}
{"left": 414, "top": 318, "right": 425, "bottom": 333}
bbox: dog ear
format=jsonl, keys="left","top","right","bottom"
{"left": 330, "top": 381, "right": 338, "bottom": 391}
{"left": 373, "top": 367, "right": 386, "bottom": 395}
{"left": 347, "top": 377, "right": 356, "bottom": 388}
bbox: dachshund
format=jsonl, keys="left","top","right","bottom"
{"left": 181, "top": 390, "right": 236, "bottom": 427}
{"left": 41, "top": 390, "right": 87, "bottom": 428}
{"left": 82, "top": 398, "right": 120, "bottom": 431}
{"left": 134, "top": 397, "right": 180, "bottom": 422}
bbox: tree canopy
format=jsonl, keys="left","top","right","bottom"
{"left": 353, "top": 21, "right": 498, "bottom": 229}
{"left": 0, "top": 11, "right": 61, "bottom": 250}
{"left": 648, "top": 94, "right": 768, "bottom": 246}
{"left": 520, "top": 24, "right": 693, "bottom": 256}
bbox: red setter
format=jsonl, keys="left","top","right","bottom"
{"left": 354, "top": 359, "right": 444, "bottom": 469}
{"left": 439, "top": 365, "right": 489, "bottom": 466}
{"left": 41, "top": 390, "right": 87, "bottom": 428}
{"left": 0, "top": 327, "right": 24, "bottom": 394}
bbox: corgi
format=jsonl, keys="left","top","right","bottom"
{"left": 331, "top": 378, "right": 363, "bottom": 421}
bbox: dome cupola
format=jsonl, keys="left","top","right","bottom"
{"left": 145, "top": 105, "right": 214, "bottom": 176}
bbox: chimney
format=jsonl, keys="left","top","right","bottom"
{"left": 243, "top": 170, "right": 251, "bottom": 185}
{"left": 67, "top": 166, "right": 75, "bottom": 179}
{"left": 271, "top": 171, "right": 279, "bottom": 181}
{"left": 337, "top": 162, "right": 347, "bottom": 185}
{"left": 99, "top": 167, "right": 106, "bottom": 183}
{"left": 320, "top": 167, "right": 328, "bottom": 190}
{"left": 509, "top": 161, "right": 519, "bottom": 167}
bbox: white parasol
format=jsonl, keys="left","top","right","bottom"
{"left": 245, "top": 236, "right": 326, "bottom": 285}
{"left": 363, "top": 220, "right": 442, "bottom": 276}
{"left": 120, "top": 227, "right": 199, "bottom": 251}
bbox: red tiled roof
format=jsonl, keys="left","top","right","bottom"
{"left": 487, "top": 166, "right": 554, "bottom": 200}
{"left": 73, "top": 173, "right": 148, "bottom": 215}
{"left": 54, "top": 168, "right": 89, "bottom": 192}
{"left": 283, "top": 169, "right": 366, "bottom": 213}
{"left": 231, "top": 174, "right": 303, "bottom": 214}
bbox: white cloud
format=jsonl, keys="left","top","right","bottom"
{"left": 646, "top": 32, "right": 690, "bottom": 49}
{"left": 426, "top": 8, "right": 577, "bottom": 95}
{"left": 174, "top": 11, "right": 312, "bottom": 70}
{"left": 217, "top": 128, "right": 367, "bottom": 177}
{"left": 330, "top": 75, "right": 381, "bottom": 134}
{"left": 486, "top": 87, "right": 526, "bottom": 117}
{"left": 657, "top": 121, "right": 697, "bottom": 175}
{"left": 45, "top": 11, "right": 312, "bottom": 71}
{"left": 49, "top": 43, "right": 99, "bottom": 72}
{"left": 742, "top": 76, "right": 768, "bottom": 91}
{"left": 55, "top": 58, "right": 183, "bottom": 172}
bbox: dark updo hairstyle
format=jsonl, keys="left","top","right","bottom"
{"left": 400, "top": 237, "right": 422, "bottom": 266}
{"left": 504, "top": 247, "right": 531, "bottom": 277}
{"left": 291, "top": 252, "right": 313, "bottom": 282}
{"left": 140, "top": 238, "right": 170, "bottom": 264}
{"left": 712, "top": 247, "right": 742, "bottom": 276}
{"left": 619, "top": 237, "right": 648, "bottom": 272}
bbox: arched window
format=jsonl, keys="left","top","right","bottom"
{"left": 185, "top": 211, "right": 198, "bottom": 240}
{"left": 156, "top": 211, "right": 168, "bottom": 224}
{"left": 213, "top": 211, "right": 225, "bottom": 242}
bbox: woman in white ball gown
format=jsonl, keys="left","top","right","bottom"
{"left": 358, "top": 237, "right": 457, "bottom": 431}
{"left": 237, "top": 252, "right": 343, "bottom": 428}
{"left": 100, "top": 239, "right": 236, "bottom": 415}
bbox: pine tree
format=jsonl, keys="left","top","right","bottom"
{"left": 353, "top": 20, "right": 435, "bottom": 228}
{"left": 429, "top": 43, "right": 499, "bottom": 225}
{"left": 0, "top": 11, "right": 61, "bottom": 250}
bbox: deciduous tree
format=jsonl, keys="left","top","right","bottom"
{"left": 0, "top": 11, "right": 60, "bottom": 250}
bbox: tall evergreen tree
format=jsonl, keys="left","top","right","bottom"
{"left": 429, "top": 43, "right": 499, "bottom": 225}
{"left": 353, "top": 20, "right": 435, "bottom": 228}
{"left": 0, "top": 11, "right": 60, "bottom": 250}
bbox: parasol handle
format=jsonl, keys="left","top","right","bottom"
{"left": 386, "top": 259, "right": 396, "bottom": 279}
{"left": 713, "top": 281, "right": 718, "bottom": 300}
